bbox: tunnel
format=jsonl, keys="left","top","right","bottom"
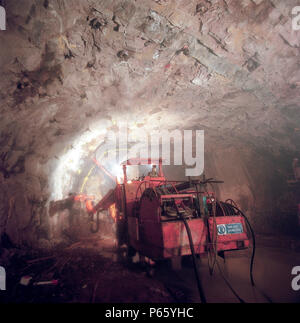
{"left": 0, "top": 0, "right": 300, "bottom": 305}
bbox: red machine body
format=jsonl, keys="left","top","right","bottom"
{"left": 90, "top": 158, "right": 250, "bottom": 262}
{"left": 128, "top": 191, "right": 207, "bottom": 259}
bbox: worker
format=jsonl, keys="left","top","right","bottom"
{"left": 292, "top": 158, "right": 300, "bottom": 181}
{"left": 148, "top": 165, "right": 158, "bottom": 177}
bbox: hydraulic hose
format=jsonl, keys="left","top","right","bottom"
{"left": 222, "top": 202, "right": 273, "bottom": 302}
{"left": 229, "top": 204, "right": 256, "bottom": 286}
{"left": 176, "top": 206, "right": 207, "bottom": 303}
{"left": 219, "top": 200, "right": 256, "bottom": 286}
{"left": 202, "top": 184, "right": 246, "bottom": 302}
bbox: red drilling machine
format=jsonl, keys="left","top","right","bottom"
{"left": 87, "top": 158, "right": 255, "bottom": 303}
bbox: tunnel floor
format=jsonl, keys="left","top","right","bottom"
{"left": 1, "top": 234, "right": 300, "bottom": 303}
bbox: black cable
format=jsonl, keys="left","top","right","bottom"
{"left": 219, "top": 203, "right": 272, "bottom": 302}
{"left": 224, "top": 202, "right": 233, "bottom": 216}
{"left": 217, "top": 201, "right": 226, "bottom": 217}
{"left": 221, "top": 202, "right": 235, "bottom": 216}
{"left": 211, "top": 201, "right": 246, "bottom": 302}
{"left": 208, "top": 199, "right": 218, "bottom": 276}
{"left": 203, "top": 183, "right": 246, "bottom": 303}
{"left": 215, "top": 260, "right": 246, "bottom": 303}
{"left": 225, "top": 199, "right": 238, "bottom": 207}
{"left": 175, "top": 204, "right": 207, "bottom": 303}
{"left": 177, "top": 180, "right": 251, "bottom": 303}
{"left": 225, "top": 203, "right": 232, "bottom": 216}
{"left": 225, "top": 203, "right": 256, "bottom": 287}
{"left": 222, "top": 202, "right": 272, "bottom": 302}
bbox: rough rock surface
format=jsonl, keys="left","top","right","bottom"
{"left": 0, "top": 0, "right": 299, "bottom": 246}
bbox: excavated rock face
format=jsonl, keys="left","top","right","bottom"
{"left": 0, "top": 0, "right": 299, "bottom": 246}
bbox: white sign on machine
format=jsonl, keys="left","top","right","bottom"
{"left": 217, "top": 223, "right": 244, "bottom": 235}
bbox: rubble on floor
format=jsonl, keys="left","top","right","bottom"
{"left": 0, "top": 235, "right": 175, "bottom": 303}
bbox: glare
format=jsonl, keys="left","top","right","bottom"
{"left": 112, "top": 164, "right": 124, "bottom": 183}
{"left": 49, "top": 116, "right": 180, "bottom": 201}
{"left": 50, "top": 120, "right": 111, "bottom": 200}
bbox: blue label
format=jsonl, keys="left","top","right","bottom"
{"left": 217, "top": 223, "right": 243, "bottom": 235}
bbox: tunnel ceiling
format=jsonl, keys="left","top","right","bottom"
{"left": 0, "top": 0, "right": 299, "bottom": 197}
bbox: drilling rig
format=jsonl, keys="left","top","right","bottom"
{"left": 87, "top": 158, "right": 255, "bottom": 303}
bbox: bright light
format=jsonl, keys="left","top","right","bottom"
{"left": 112, "top": 164, "right": 123, "bottom": 177}
{"left": 112, "top": 164, "right": 124, "bottom": 183}
{"left": 50, "top": 120, "right": 111, "bottom": 200}
{"left": 50, "top": 115, "right": 182, "bottom": 201}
